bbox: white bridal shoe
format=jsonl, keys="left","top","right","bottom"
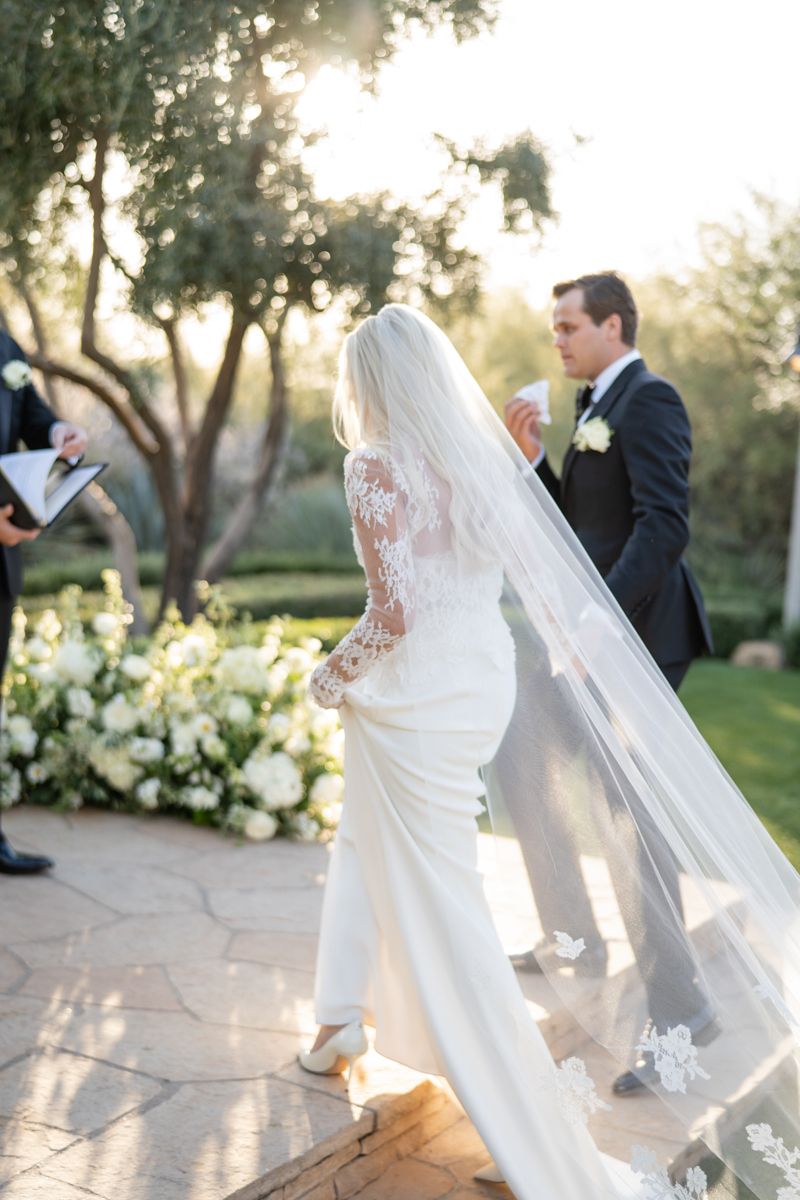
{"left": 299, "top": 1020, "right": 369, "bottom": 1087}
{"left": 474, "top": 1161, "right": 505, "bottom": 1183}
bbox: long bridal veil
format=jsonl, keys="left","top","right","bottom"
{"left": 337, "top": 304, "right": 800, "bottom": 1199}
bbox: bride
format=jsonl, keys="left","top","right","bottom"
{"left": 301, "top": 304, "right": 800, "bottom": 1199}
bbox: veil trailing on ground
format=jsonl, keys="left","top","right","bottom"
{"left": 327, "top": 303, "right": 800, "bottom": 1199}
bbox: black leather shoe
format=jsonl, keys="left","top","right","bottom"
{"left": 0, "top": 837, "right": 54, "bottom": 874}
{"left": 509, "top": 943, "right": 608, "bottom": 978}
{"left": 612, "top": 1014, "right": 721, "bottom": 1096}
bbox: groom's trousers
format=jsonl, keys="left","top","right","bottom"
{"left": 493, "top": 640, "right": 710, "bottom": 1036}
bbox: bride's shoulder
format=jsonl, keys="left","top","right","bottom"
{"left": 344, "top": 445, "right": 391, "bottom": 482}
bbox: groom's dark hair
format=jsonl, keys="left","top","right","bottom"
{"left": 552, "top": 272, "right": 638, "bottom": 346}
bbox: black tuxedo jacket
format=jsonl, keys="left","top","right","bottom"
{"left": 536, "top": 358, "right": 713, "bottom": 666}
{"left": 0, "top": 332, "right": 58, "bottom": 599}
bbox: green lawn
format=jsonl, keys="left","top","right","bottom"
{"left": 681, "top": 660, "right": 800, "bottom": 869}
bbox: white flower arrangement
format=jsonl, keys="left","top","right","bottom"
{"left": 572, "top": 416, "right": 614, "bottom": 454}
{"left": 1, "top": 571, "right": 342, "bottom": 842}
{"left": 2, "top": 360, "right": 33, "bottom": 391}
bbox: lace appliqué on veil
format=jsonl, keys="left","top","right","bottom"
{"left": 308, "top": 619, "right": 403, "bottom": 709}
{"left": 747, "top": 1124, "right": 800, "bottom": 1199}
{"left": 553, "top": 932, "right": 586, "bottom": 960}
{"left": 537, "top": 1057, "right": 611, "bottom": 1126}
{"left": 345, "top": 451, "right": 397, "bottom": 529}
{"left": 637, "top": 1024, "right": 710, "bottom": 1094}
{"left": 630, "top": 1146, "right": 707, "bottom": 1199}
{"left": 392, "top": 456, "right": 442, "bottom": 536}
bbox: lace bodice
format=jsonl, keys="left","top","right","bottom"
{"left": 308, "top": 447, "right": 511, "bottom": 709}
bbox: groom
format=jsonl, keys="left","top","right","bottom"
{"left": 503, "top": 272, "right": 715, "bottom": 1094}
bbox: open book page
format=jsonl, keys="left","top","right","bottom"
{"left": 44, "top": 464, "right": 106, "bottom": 524}
{"left": 0, "top": 449, "right": 60, "bottom": 525}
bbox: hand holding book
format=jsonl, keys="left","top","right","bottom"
{"left": 0, "top": 449, "right": 107, "bottom": 534}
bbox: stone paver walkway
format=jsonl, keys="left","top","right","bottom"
{"left": 0, "top": 806, "right": 768, "bottom": 1199}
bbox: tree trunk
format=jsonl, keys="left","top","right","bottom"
{"left": 202, "top": 325, "right": 289, "bottom": 584}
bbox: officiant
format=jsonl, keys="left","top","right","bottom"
{"left": 0, "top": 330, "right": 87, "bottom": 874}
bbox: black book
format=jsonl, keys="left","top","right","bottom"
{"left": 0, "top": 449, "right": 107, "bottom": 529}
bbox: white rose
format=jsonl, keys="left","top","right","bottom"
{"left": 309, "top": 772, "right": 344, "bottom": 806}
{"left": 282, "top": 647, "right": 313, "bottom": 674}
{"left": 2, "top": 360, "right": 33, "bottom": 391}
{"left": 135, "top": 777, "right": 161, "bottom": 809}
{"left": 25, "top": 636, "right": 52, "bottom": 662}
{"left": 169, "top": 719, "right": 197, "bottom": 757}
{"left": 101, "top": 694, "right": 141, "bottom": 734}
{"left": 92, "top": 612, "right": 120, "bottom": 638}
{"left": 25, "top": 761, "right": 50, "bottom": 784}
{"left": 67, "top": 687, "right": 95, "bottom": 718}
{"left": 119, "top": 654, "right": 151, "bottom": 682}
{"left": 88, "top": 739, "right": 143, "bottom": 793}
{"left": 191, "top": 712, "right": 217, "bottom": 738}
{"left": 128, "top": 736, "right": 165, "bottom": 763}
{"left": 224, "top": 695, "right": 252, "bottom": 725}
{"left": 215, "top": 645, "right": 276, "bottom": 694}
{"left": 572, "top": 417, "right": 613, "bottom": 454}
{"left": 52, "top": 641, "right": 101, "bottom": 687}
{"left": 243, "top": 809, "right": 278, "bottom": 841}
{"left": 7, "top": 715, "right": 38, "bottom": 757}
{"left": 179, "top": 784, "right": 219, "bottom": 811}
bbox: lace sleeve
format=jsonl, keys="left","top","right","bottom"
{"left": 308, "top": 451, "right": 415, "bottom": 709}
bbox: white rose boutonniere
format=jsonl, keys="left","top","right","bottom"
{"left": 572, "top": 416, "right": 614, "bottom": 454}
{"left": 2, "top": 360, "right": 33, "bottom": 391}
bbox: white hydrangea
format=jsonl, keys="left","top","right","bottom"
{"left": 25, "top": 762, "right": 50, "bottom": 784}
{"left": 242, "top": 750, "right": 304, "bottom": 811}
{"left": 215, "top": 645, "right": 276, "bottom": 694}
{"left": 135, "top": 777, "right": 161, "bottom": 809}
{"left": 66, "top": 688, "right": 95, "bottom": 718}
{"left": 25, "top": 636, "right": 52, "bottom": 662}
{"left": 200, "top": 733, "right": 227, "bottom": 761}
{"left": 308, "top": 705, "right": 340, "bottom": 739}
{"left": 169, "top": 719, "right": 198, "bottom": 758}
{"left": 310, "top": 772, "right": 344, "bottom": 806}
{"left": 266, "top": 661, "right": 289, "bottom": 698}
{"left": 266, "top": 712, "right": 291, "bottom": 743}
{"left": 92, "top": 612, "right": 120, "bottom": 638}
{"left": 180, "top": 785, "right": 219, "bottom": 811}
{"left": 119, "top": 654, "right": 151, "bottom": 682}
{"left": 289, "top": 812, "right": 319, "bottom": 841}
{"left": 224, "top": 694, "right": 252, "bottom": 725}
{"left": 52, "top": 641, "right": 100, "bottom": 686}
{"left": 0, "top": 767, "right": 22, "bottom": 808}
{"left": 128, "top": 737, "right": 165, "bottom": 764}
{"left": 165, "top": 690, "right": 197, "bottom": 714}
{"left": 243, "top": 808, "right": 278, "bottom": 841}
{"left": 88, "top": 739, "right": 143, "bottom": 793}
{"left": 7, "top": 715, "right": 38, "bottom": 757}
{"left": 282, "top": 647, "right": 313, "bottom": 675}
{"left": 284, "top": 731, "right": 311, "bottom": 758}
{"left": 101, "top": 694, "right": 141, "bottom": 734}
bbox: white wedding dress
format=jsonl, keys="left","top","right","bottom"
{"left": 310, "top": 449, "right": 634, "bottom": 1199}
{"left": 306, "top": 304, "right": 800, "bottom": 1200}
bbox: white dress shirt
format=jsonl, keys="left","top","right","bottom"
{"left": 576, "top": 349, "right": 641, "bottom": 427}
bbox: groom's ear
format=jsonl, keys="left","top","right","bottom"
{"left": 602, "top": 312, "right": 624, "bottom": 343}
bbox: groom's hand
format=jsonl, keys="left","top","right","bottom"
{"left": 504, "top": 397, "right": 543, "bottom": 462}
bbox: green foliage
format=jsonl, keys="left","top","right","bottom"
{"left": 681, "top": 660, "right": 800, "bottom": 869}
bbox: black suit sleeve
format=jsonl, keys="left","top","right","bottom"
{"left": 9, "top": 338, "right": 57, "bottom": 450}
{"left": 603, "top": 381, "right": 692, "bottom": 614}
{"left": 534, "top": 455, "right": 562, "bottom": 508}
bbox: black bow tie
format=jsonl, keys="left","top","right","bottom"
{"left": 577, "top": 384, "right": 595, "bottom": 420}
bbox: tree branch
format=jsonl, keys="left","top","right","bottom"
{"left": 184, "top": 314, "right": 249, "bottom": 508}
{"left": 19, "top": 287, "right": 61, "bottom": 411}
{"left": 201, "top": 319, "right": 289, "bottom": 583}
{"left": 156, "top": 315, "right": 192, "bottom": 451}
{"left": 27, "top": 353, "right": 160, "bottom": 457}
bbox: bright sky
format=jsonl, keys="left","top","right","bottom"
{"left": 297, "top": 0, "right": 800, "bottom": 306}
